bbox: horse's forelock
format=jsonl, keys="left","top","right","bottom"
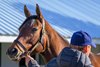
{"left": 19, "top": 15, "right": 38, "bottom": 30}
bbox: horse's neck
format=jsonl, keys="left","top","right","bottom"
{"left": 89, "top": 53, "right": 100, "bottom": 67}
{"left": 45, "top": 21, "right": 69, "bottom": 55}
{"left": 45, "top": 21, "right": 69, "bottom": 56}
{"left": 41, "top": 21, "right": 69, "bottom": 62}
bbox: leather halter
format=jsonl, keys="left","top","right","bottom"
{"left": 15, "top": 15, "right": 48, "bottom": 56}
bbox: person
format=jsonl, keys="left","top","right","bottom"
{"left": 25, "top": 31, "right": 95, "bottom": 67}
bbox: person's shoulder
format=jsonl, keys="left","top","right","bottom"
{"left": 59, "top": 47, "right": 83, "bottom": 63}
{"left": 61, "top": 47, "right": 87, "bottom": 63}
{"left": 56, "top": 47, "right": 83, "bottom": 67}
{"left": 61, "top": 47, "right": 82, "bottom": 56}
{"left": 58, "top": 47, "right": 93, "bottom": 67}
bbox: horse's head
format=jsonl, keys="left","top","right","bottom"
{"left": 6, "top": 4, "right": 48, "bottom": 61}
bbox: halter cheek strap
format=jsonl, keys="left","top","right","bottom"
{"left": 30, "top": 19, "right": 47, "bottom": 53}
{"left": 40, "top": 33, "right": 48, "bottom": 52}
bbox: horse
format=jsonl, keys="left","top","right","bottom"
{"left": 89, "top": 53, "right": 100, "bottom": 67}
{"left": 6, "top": 4, "right": 69, "bottom": 63}
{"left": 6, "top": 4, "right": 100, "bottom": 67}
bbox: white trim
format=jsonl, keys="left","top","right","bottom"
{"left": 0, "top": 36, "right": 100, "bottom": 44}
{"left": 0, "top": 36, "right": 17, "bottom": 43}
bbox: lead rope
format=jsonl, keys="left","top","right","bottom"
{"left": 40, "top": 18, "right": 48, "bottom": 52}
{"left": 42, "top": 18, "right": 45, "bottom": 34}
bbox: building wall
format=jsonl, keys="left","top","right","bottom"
{"left": 1, "top": 43, "right": 18, "bottom": 67}
{"left": 0, "top": 43, "right": 100, "bottom": 67}
{"left": 0, "top": 43, "right": 45, "bottom": 67}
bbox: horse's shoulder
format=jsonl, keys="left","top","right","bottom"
{"left": 89, "top": 52, "right": 100, "bottom": 67}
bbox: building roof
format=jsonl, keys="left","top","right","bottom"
{"left": 0, "top": 0, "right": 100, "bottom": 38}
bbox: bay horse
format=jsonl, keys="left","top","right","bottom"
{"left": 6, "top": 4, "right": 100, "bottom": 67}
{"left": 6, "top": 4, "right": 69, "bottom": 62}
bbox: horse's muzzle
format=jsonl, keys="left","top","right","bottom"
{"left": 6, "top": 48, "right": 18, "bottom": 56}
{"left": 6, "top": 48, "right": 20, "bottom": 61}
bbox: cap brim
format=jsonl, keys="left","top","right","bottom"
{"left": 82, "top": 42, "right": 96, "bottom": 48}
{"left": 91, "top": 42, "right": 96, "bottom": 48}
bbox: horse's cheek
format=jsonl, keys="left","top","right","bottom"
{"left": 34, "top": 44, "right": 43, "bottom": 53}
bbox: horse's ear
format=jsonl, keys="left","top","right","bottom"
{"left": 24, "top": 5, "right": 31, "bottom": 17}
{"left": 36, "top": 4, "right": 44, "bottom": 19}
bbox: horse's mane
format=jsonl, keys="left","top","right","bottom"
{"left": 45, "top": 19, "right": 69, "bottom": 45}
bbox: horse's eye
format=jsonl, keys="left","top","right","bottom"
{"left": 31, "top": 28, "right": 37, "bottom": 32}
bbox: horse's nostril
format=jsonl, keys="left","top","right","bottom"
{"left": 7, "top": 48, "right": 18, "bottom": 56}
{"left": 11, "top": 48, "right": 17, "bottom": 54}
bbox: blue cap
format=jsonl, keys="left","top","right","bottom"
{"left": 70, "top": 31, "right": 96, "bottom": 48}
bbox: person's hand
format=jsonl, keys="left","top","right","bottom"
{"left": 25, "top": 55, "right": 34, "bottom": 67}
{"left": 25, "top": 55, "right": 40, "bottom": 67}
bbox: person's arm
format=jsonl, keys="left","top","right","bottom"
{"left": 25, "top": 55, "right": 40, "bottom": 67}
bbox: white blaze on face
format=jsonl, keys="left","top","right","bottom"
{"left": 31, "top": 19, "right": 36, "bottom": 26}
